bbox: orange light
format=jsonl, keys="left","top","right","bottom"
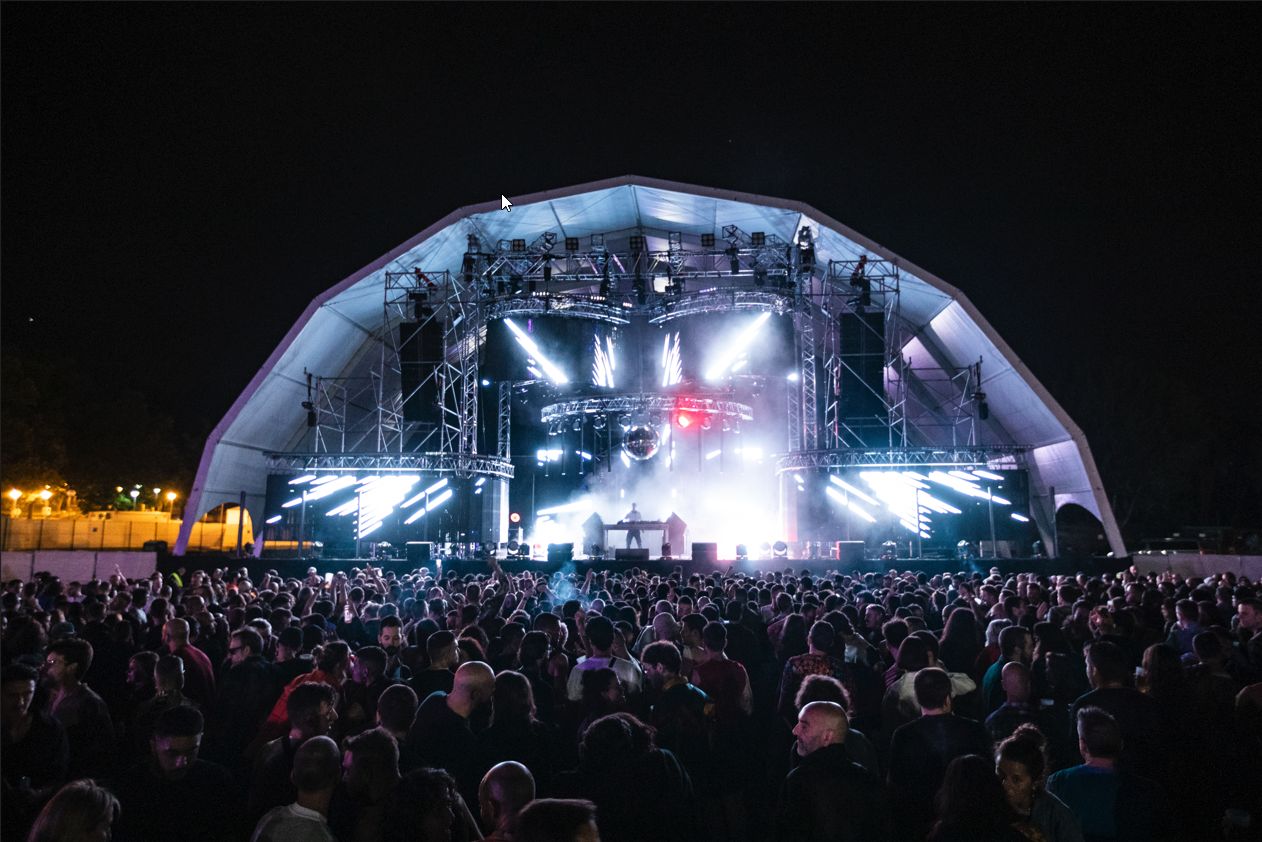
{"left": 509, "top": 512, "right": 521, "bottom": 523}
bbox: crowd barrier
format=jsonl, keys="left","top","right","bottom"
{"left": 0, "top": 551, "right": 158, "bottom": 582}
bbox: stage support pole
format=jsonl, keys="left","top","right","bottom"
{"left": 236, "top": 491, "right": 247, "bottom": 557}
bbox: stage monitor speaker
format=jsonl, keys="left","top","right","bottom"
{"left": 835, "top": 541, "right": 865, "bottom": 565}
{"left": 615, "top": 548, "right": 649, "bottom": 562}
{"left": 691, "top": 542, "right": 718, "bottom": 562}
{"left": 406, "top": 542, "right": 433, "bottom": 564}
{"left": 400, "top": 321, "right": 444, "bottom": 423}
{"left": 547, "top": 543, "right": 573, "bottom": 563}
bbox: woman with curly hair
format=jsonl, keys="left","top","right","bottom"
{"left": 996, "top": 725, "right": 1083, "bottom": 842}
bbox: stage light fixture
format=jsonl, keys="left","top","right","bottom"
{"left": 676, "top": 412, "right": 693, "bottom": 429}
{"left": 572, "top": 417, "right": 583, "bottom": 432}
{"left": 593, "top": 414, "right": 607, "bottom": 430}
{"left": 565, "top": 236, "right": 580, "bottom": 252}
{"left": 772, "top": 540, "right": 788, "bottom": 558}
{"left": 618, "top": 414, "right": 631, "bottom": 430}
{"left": 750, "top": 232, "right": 765, "bottom": 247}
{"left": 722, "top": 418, "right": 731, "bottom": 432}
{"left": 511, "top": 239, "right": 526, "bottom": 252}
{"left": 629, "top": 235, "right": 646, "bottom": 251}
{"left": 700, "top": 416, "right": 712, "bottom": 431}
{"left": 735, "top": 544, "right": 749, "bottom": 560}
{"left": 701, "top": 232, "right": 715, "bottom": 248}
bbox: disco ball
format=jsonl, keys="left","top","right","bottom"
{"left": 621, "top": 425, "right": 660, "bottom": 461}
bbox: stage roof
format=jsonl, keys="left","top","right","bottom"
{"left": 178, "top": 176, "right": 1124, "bottom": 557}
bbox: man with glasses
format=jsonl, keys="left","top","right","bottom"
{"left": 41, "top": 637, "right": 114, "bottom": 779}
{"left": 209, "top": 628, "right": 280, "bottom": 769}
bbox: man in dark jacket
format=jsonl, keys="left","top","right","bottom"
{"left": 888, "top": 668, "right": 992, "bottom": 842}
{"left": 209, "top": 627, "right": 279, "bottom": 769}
{"left": 777, "top": 701, "right": 887, "bottom": 841}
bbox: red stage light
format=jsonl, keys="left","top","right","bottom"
{"left": 676, "top": 412, "right": 694, "bottom": 429}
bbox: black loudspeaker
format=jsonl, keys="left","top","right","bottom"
{"left": 400, "top": 321, "right": 444, "bottom": 423}
{"left": 835, "top": 541, "right": 865, "bottom": 565}
{"left": 615, "top": 548, "right": 650, "bottom": 562}
{"left": 406, "top": 542, "right": 433, "bottom": 564}
{"left": 839, "top": 310, "right": 887, "bottom": 446}
{"left": 691, "top": 542, "right": 718, "bottom": 562}
{"left": 547, "top": 543, "right": 573, "bottom": 563}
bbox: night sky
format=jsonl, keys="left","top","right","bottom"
{"left": 3, "top": 5, "right": 1259, "bottom": 533}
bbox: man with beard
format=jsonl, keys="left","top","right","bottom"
{"left": 330, "top": 727, "right": 401, "bottom": 842}
{"left": 406, "top": 660, "right": 495, "bottom": 809}
{"left": 113, "top": 705, "right": 237, "bottom": 842}
{"left": 378, "top": 616, "right": 409, "bottom": 681}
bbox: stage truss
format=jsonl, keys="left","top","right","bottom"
{"left": 270, "top": 224, "right": 1003, "bottom": 539}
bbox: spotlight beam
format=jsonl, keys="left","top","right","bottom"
{"left": 505, "top": 318, "right": 569, "bottom": 384}
{"left": 704, "top": 312, "right": 771, "bottom": 381}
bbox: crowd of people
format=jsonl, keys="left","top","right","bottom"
{"left": 2, "top": 556, "right": 1261, "bottom": 841}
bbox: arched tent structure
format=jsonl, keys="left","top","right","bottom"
{"left": 176, "top": 176, "right": 1124, "bottom": 558}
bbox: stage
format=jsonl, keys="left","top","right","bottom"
{"left": 161, "top": 552, "right": 1130, "bottom": 582}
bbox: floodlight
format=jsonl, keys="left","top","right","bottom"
{"left": 504, "top": 318, "right": 568, "bottom": 383}
{"left": 701, "top": 232, "right": 715, "bottom": 248}
{"left": 511, "top": 239, "right": 526, "bottom": 252}
{"left": 750, "top": 231, "right": 765, "bottom": 247}
{"left": 565, "top": 236, "right": 580, "bottom": 252}
{"left": 629, "top": 235, "right": 646, "bottom": 251}
{"left": 705, "top": 311, "right": 771, "bottom": 380}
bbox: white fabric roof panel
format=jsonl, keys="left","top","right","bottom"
{"left": 177, "top": 176, "right": 1124, "bottom": 556}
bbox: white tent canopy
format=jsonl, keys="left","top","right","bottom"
{"left": 177, "top": 176, "right": 1123, "bottom": 558}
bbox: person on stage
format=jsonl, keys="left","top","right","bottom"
{"left": 622, "top": 503, "right": 643, "bottom": 549}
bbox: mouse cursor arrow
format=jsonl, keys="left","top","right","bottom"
{"left": 501, "top": 195, "right": 513, "bottom": 212}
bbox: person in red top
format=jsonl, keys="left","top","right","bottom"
{"left": 690, "top": 621, "right": 751, "bottom": 724}
{"left": 258, "top": 642, "right": 352, "bottom": 746}
{"left": 162, "top": 618, "right": 215, "bottom": 707}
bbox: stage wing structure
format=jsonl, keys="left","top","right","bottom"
{"left": 177, "top": 176, "right": 1124, "bottom": 558}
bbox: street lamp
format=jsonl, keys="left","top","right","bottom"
{"left": 166, "top": 491, "right": 177, "bottom": 515}
{"left": 129, "top": 489, "right": 140, "bottom": 509}
{"left": 38, "top": 489, "right": 52, "bottom": 518}
{"left": 7, "top": 489, "right": 21, "bottom": 519}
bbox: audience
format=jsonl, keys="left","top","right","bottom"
{"left": 2, "top": 560, "right": 1258, "bottom": 842}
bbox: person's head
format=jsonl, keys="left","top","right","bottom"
{"left": 386, "top": 768, "right": 458, "bottom": 842}
{"left": 794, "top": 673, "right": 850, "bottom": 713}
{"left": 1175, "top": 598, "right": 1198, "bottom": 626}
{"left": 1238, "top": 598, "right": 1262, "bottom": 633}
{"left": 640, "top": 640, "right": 682, "bottom": 690}
{"left": 317, "top": 641, "right": 352, "bottom": 677}
{"left": 933, "top": 754, "right": 1015, "bottom": 835}
{"left": 792, "top": 700, "right": 849, "bottom": 757}
{"left": 354, "top": 646, "right": 388, "bottom": 683}
{"left": 26, "top": 779, "right": 119, "bottom": 842}
{"left": 287, "top": 681, "right": 339, "bottom": 738}
{"left": 1076, "top": 705, "right": 1123, "bottom": 762}
{"left": 1085, "top": 640, "right": 1131, "bottom": 689}
{"left": 427, "top": 630, "right": 458, "bottom": 668}
{"left": 651, "top": 611, "right": 679, "bottom": 643}
{"left": 584, "top": 616, "right": 615, "bottom": 655}
{"left": 451, "top": 660, "right": 495, "bottom": 716}
{"left": 580, "top": 667, "right": 624, "bottom": 711}
{"left": 376, "top": 684, "right": 418, "bottom": 735}
{"left": 1000, "top": 661, "right": 1031, "bottom": 705}
{"left": 701, "top": 620, "right": 727, "bottom": 654}
{"left": 379, "top": 616, "right": 403, "bottom": 653}
{"left": 343, "top": 727, "right": 400, "bottom": 801}
{"left": 229, "top": 627, "right": 264, "bottom": 667}
{"left": 579, "top": 713, "right": 655, "bottom": 771}
{"left": 151, "top": 704, "right": 204, "bottom": 780}
{"left": 478, "top": 760, "right": 536, "bottom": 835}
{"left": 277, "top": 626, "right": 304, "bottom": 660}
{"left": 1192, "top": 630, "right": 1225, "bottom": 664}
{"left": 162, "top": 618, "right": 190, "bottom": 650}
{"left": 895, "top": 634, "right": 932, "bottom": 672}
{"left": 1, "top": 663, "right": 38, "bottom": 720}
{"left": 517, "top": 799, "right": 600, "bottom": 842}
{"left": 913, "top": 667, "right": 953, "bottom": 714}
{"left": 491, "top": 670, "right": 536, "bottom": 726}
{"left": 43, "top": 638, "right": 93, "bottom": 689}
{"left": 292, "top": 735, "right": 342, "bottom": 798}
{"left": 154, "top": 655, "right": 185, "bottom": 693}
{"left": 806, "top": 620, "right": 835, "bottom": 654}
{"left": 127, "top": 652, "right": 159, "bottom": 688}
{"left": 998, "top": 625, "right": 1033, "bottom": 665}
{"left": 996, "top": 724, "right": 1049, "bottom": 811}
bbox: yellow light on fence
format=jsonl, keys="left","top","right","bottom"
{"left": 7, "top": 489, "right": 21, "bottom": 501}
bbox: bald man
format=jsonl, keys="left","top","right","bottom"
{"left": 777, "top": 701, "right": 887, "bottom": 841}
{"left": 406, "top": 661, "right": 495, "bottom": 808}
{"left": 252, "top": 735, "right": 341, "bottom": 842}
{"left": 479, "top": 760, "right": 536, "bottom": 842}
{"left": 162, "top": 617, "right": 215, "bottom": 706}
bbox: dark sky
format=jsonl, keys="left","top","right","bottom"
{"left": 3, "top": 5, "right": 1260, "bottom": 527}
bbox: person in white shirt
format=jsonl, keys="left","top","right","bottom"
{"left": 622, "top": 503, "right": 643, "bottom": 549}
{"left": 566, "top": 615, "right": 643, "bottom": 701}
{"left": 251, "top": 735, "right": 341, "bottom": 842}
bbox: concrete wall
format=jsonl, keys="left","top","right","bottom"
{"left": 1, "top": 516, "right": 252, "bottom": 553}
{"left": 1, "top": 551, "right": 158, "bottom": 582}
{"left": 1132, "top": 554, "right": 1262, "bottom": 579}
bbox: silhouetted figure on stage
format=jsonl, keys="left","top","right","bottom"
{"left": 623, "top": 503, "right": 643, "bottom": 549}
